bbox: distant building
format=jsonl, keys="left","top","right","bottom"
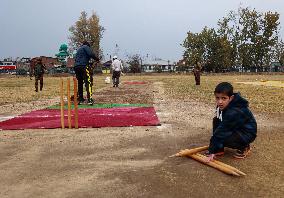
{"left": 66, "top": 57, "right": 74, "bottom": 68}
{"left": 102, "top": 60, "right": 112, "bottom": 74}
{"left": 270, "top": 62, "right": 283, "bottom": 72}
{"left": 229, "top": 62, "right": 284, "bottom": 73}
{"left": 16, "top": 57, "right": 31, "bottom": 71}
{"left": 39, "top": 56, "right": 60, "bottom": 69}
{"left": 176, "top": 58, "right": 186, "bottom": 66}
{"left": 141, "top": 58, "right": 176, "bottom": 72}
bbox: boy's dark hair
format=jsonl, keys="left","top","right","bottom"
{"left": 214, "top": 82, "right": 234, "bottom": 96}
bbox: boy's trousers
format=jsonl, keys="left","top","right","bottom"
{"left": 223, "top": 132, "right": 249, "bottom": 151}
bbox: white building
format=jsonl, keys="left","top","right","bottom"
{"left": 141, "top": 58, "right": 176, "bottom": 72}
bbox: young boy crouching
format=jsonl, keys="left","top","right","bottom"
{"left": 206, "top": 82, "right": 257, "bottom": 162}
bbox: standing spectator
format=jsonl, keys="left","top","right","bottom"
{"left": 33, "top": 58, "right": 46, "bottom": 92}
{"left": 193, "top": 62, "right": 202, "bottom": 86}
{"left": 111, "top": 56, "right": 123, "bottom": 87}
{"left": 74, "top": 41, "right": 100, "bottom": 105}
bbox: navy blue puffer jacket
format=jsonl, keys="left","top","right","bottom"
{"left": 208, "top": 93, "right": 257, "bottom": 154}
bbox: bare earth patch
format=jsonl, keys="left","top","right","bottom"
{"left": 0, "top": 75, "right": 283, "bottom": 198}
{"left": 236, "top": 80, "right": 284, "bottom": 88}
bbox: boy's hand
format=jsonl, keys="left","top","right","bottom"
{"left": 204, "top": 154, "right": 215, "bottom": 163}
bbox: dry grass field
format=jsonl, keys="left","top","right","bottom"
{"left": 0, "top": 74, "right": 283, "bottom": 112}
{"left": 0, "top": 73, "right": 283, "bottom": 198}
{"left": 0, "top": 75, "right": 107, "bottom": 106}
{"left": 159, "top": 74, "right": 284, "bottom": 113}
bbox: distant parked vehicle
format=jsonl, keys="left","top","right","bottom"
{"left": 0, "top": 61, "right": 17, "bottom": 70}
{"left": 0, "top": 61, "right": 17, "bottom": 73}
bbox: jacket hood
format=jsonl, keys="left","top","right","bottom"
{"left": 228, "top": 92, "right": 248, "bottom": 109}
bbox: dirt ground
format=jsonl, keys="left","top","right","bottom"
{"left": 0, "top": 77, "right": 283, "bottom": 198}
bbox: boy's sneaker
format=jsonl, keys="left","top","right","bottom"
{"left": 234, "top": 145, "right": 251, "bottom": 159}
{"left": 87, "top": 98, "right": 94, "bottom": 105}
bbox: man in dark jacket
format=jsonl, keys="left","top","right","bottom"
{"left": 206, "top": 82, "right": 257, "bottom": 161}
{"left": 33, "top": 58, "right": 46, "bottom": 92}
{"left": 74, "top": 41, "right": 100, "bottom": 105}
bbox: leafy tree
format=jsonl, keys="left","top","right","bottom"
{"left": 222, "top": 7, "right": 280, "bottom": 71}
{"left": 183, "top": 27, "right": 234, "bottom": 72}
{"left": 182, "top": 31, "right": 203, "bottom": 65}
{"left": 274, "top": 39, "right": 284, "bottom": 65}
{"left": 200, "top": 27, "right": 219, "bottom": 72}
{"left": 261, "top": 12, "right": 280, "bottom": 67}
{"left": 69, "top": 11, "right": 105, "bottom": 56}
{"left": 182, "top": 6, "right": 281, "bottom": 72}
{"left": 126, "top": 54, "right": 142, "bottom": 73}
{"left": 217, "top": 13, "right": 239, "bottom": 68}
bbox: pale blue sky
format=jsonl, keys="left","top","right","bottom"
{"left": 0, "top": 0, "right": 283, "bottom": 61}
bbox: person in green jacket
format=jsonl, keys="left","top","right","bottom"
{"left": 33, "top": 58, "right": 46, "bottom": 92}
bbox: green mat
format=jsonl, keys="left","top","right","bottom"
{"left": 47, "top": 103, "right": 152, "bottom": 109}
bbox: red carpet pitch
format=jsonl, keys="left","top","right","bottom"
{"left": 0, "top": 107, "right": 160, "bottom": 130}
